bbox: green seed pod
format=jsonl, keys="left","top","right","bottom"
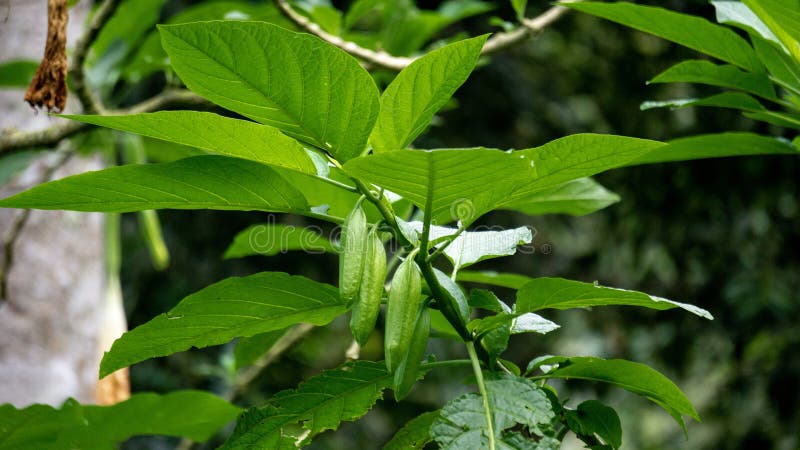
{"left": 393, "top": 306, "right": 430, "bottom": 401}
{"left": 384, "top": 250, "right": 422, "bottom": 373}
{"left": 349, "top": 227, "right": 387, "bottom": 346}
{"left": 338, "top": 202, "right": 368, "bottom": 304}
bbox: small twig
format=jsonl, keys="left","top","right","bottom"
{"left": 273, "top": 0, "right": 413, "bottom": 71}
{"left": 0, "top": 89, "right": 207, "bottom": 156}
{"left": 481, "top": 2, "right": 577, "bottom": 55}
{"left": 70, "top": 0, "right": 122, "bottom": 114}
{"left": 0, "top": 147, "right": 74, "bottom": 309}
{"left": 274, "top": 0, "right": 577, "bottom": 71}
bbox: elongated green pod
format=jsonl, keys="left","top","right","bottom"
{"left": 384, "top": 249, "right": 422, "bottom": 372}
{"left": 349, "top": 227, "right": 387, "bottom": 346}
{"left": 338, "top": 201, "right": 368, "bottom": 303}
{"left": 393, "top": 306, "right": 430, "bottom": 401}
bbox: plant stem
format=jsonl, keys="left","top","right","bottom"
{"left": 467, "top": 341, "right": 496, "bottom": 450}
{"left": 420, "top": 359, "right": 472, "bottom": 370}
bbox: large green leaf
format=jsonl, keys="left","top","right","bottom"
{"left": 0, "top": 392, "right": 240, "bottom": 449}
{"left": 344, "top": 148, "right": 537, "bottom": 224}
{"left": 223, "top": 361, "right": 392, "bottom": 449}
{"left": 224, "top": 223, "right": 336, "bottom": 259}
{"left": 532, "top": 357, "right": 699, "bottom": 431}
{"left": 430, "top": 375, "right": 555, "bottom": 449}
{"left": 515, "top": 277, "right": 712, "bottom": 319}
{"left": 159, "top": 21, "right": 380, "bottom": 161}
{"left": 649, "top": 60, "right": 777, "bottom": 100}
{"left": 383, "top": 411, "right": 439, "bottom": 450}
{"left": 503, "top": 134, "right": 665, "bottom": 206}
{"left": 566, "top": 2, "right": 762, "bottom": 72}
{"left": 712, "top": 0, "right": 780, "bottom": 44}
{"left": 100, "top": 272, "right": 345, "bottom": 377}
{"left": 750, "top": 35, "right": 800, "bottom": 93}
{"left": 370, "top": 35, "right": 488, "bottom": 153}
{"left": 62, "top": 112, "right": 316, "bottom": 173}
{"left": 627, "top": 132, "right": 799, "bottom": 165}
{"left": 0, "top": 156, "right": 309, "bottom": 214}
{"left": 744, "top": 0, "right": 800, "bottom": 61}
{"left": 502, "top": 177, "right": 620, "bottom": 217}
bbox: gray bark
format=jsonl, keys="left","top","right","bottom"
{"left": 0, "top": 0, "right": 109, "bottom": 407}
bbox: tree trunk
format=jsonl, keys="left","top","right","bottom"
{"left": 0, "top": 0, "right": 125, "bottom": 407}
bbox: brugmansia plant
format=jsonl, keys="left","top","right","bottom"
{"left": 1, "top": 10, "right": 798, "bottom": 450}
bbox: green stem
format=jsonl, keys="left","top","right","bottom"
{"left": 420, "top": 359, "right": 472, "bottom": 370}
{"left": 467, "top": 341, "right": 496, "bottom": 450}
{"left": 426, "top": 223, "right": 467, "bottom": 264}
{"left": 318, "top": 176, "right": 359, "bottom": 193}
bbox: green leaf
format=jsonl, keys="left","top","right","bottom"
{"left": 234, "top": 329, "right": 286, "bottom": 370}
{"left": 504, "top": 134, "right": 665, "bottom": 206}
{"left": 565, "top": 2, "right": 762, "bottom": 72}
{"left": 750, "top": 35, "right": 800, "bottom": 94}
{"left": 0, "top": 156, "right": 310, "bottom": 215}
{"left": 370, "top": 35, "right": 488, "bottom": 153}
{"left": 641, "top": 92, "right": 766, "bottom": 112}
{"left": 503, "top": 177, "right": 620, "bottom": 217}
{"left": 223, "top": 361, "right": 392, "bottom": 449}
{"left": 743, "top": 0, "right": 800, "bottom": 61}
{"left": 469, "top": 289, "right": 510, "bottom": 313}
{"left": 712, "top": 1, "right": 780, "bottom": 44}
{"left": 0, "top": 60, "right": 38, "bottom": 88}
{"left": 649, "top": 60, "right": 776, "bottom": 100}
{"left": 431, "top": 375, "right": 554, "bottom": 448}
{"left": 383, "top": 410, "right": 439, "bottom": 450}
{"left": 515, "top": 277, "right": 713, "bottom": 319}
{"left": 224, "top": 223, "right": 336, "bottom": 259}
{"left": 344, "top": 0, "right": 383, "bottom": 30}
{"left": 100, "top": 272, "right": 345, "bottom": 377}
{"left": 378, "top": 1, "right": 493, "bottom": 56}
{"left": 743, "top": 110, "right": 800, "bottom": 129}
{"left": 565, "top": 400, "right": 622, "bottom": 449}
{"left": 90, "top": 0, "right": 166, "bottom": 66}
{"left": 457, "top": 271, "right": 532, "bottom": 290}
{"left": 510, "top": 0, "right": 528, "bottom": 20}
{"left": 532, "top": 356, "right": 699, "bottom": 431}
{"left": 0, "top": 392, "right": 240, "bottom": 449}
{"left": 62, "top": 112, "right": 317, "bottom": 173}
{"left": 444, "top": 227, "right": 532, "bottom": 269}
{"left": 344, "top": 148, "right": 536, "bottom": 225}
{"left": 628, "top": 132, "right": 799, "bottom": 165}
{"left": 405, "top": 221, "right": 532, "bottom": 268}
{"left": 159, "top": 21, "right": 380, "bottom": 161}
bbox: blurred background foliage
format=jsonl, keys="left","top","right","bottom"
{"left": 85, "top": 0, "right": 799, "bottom": 448}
